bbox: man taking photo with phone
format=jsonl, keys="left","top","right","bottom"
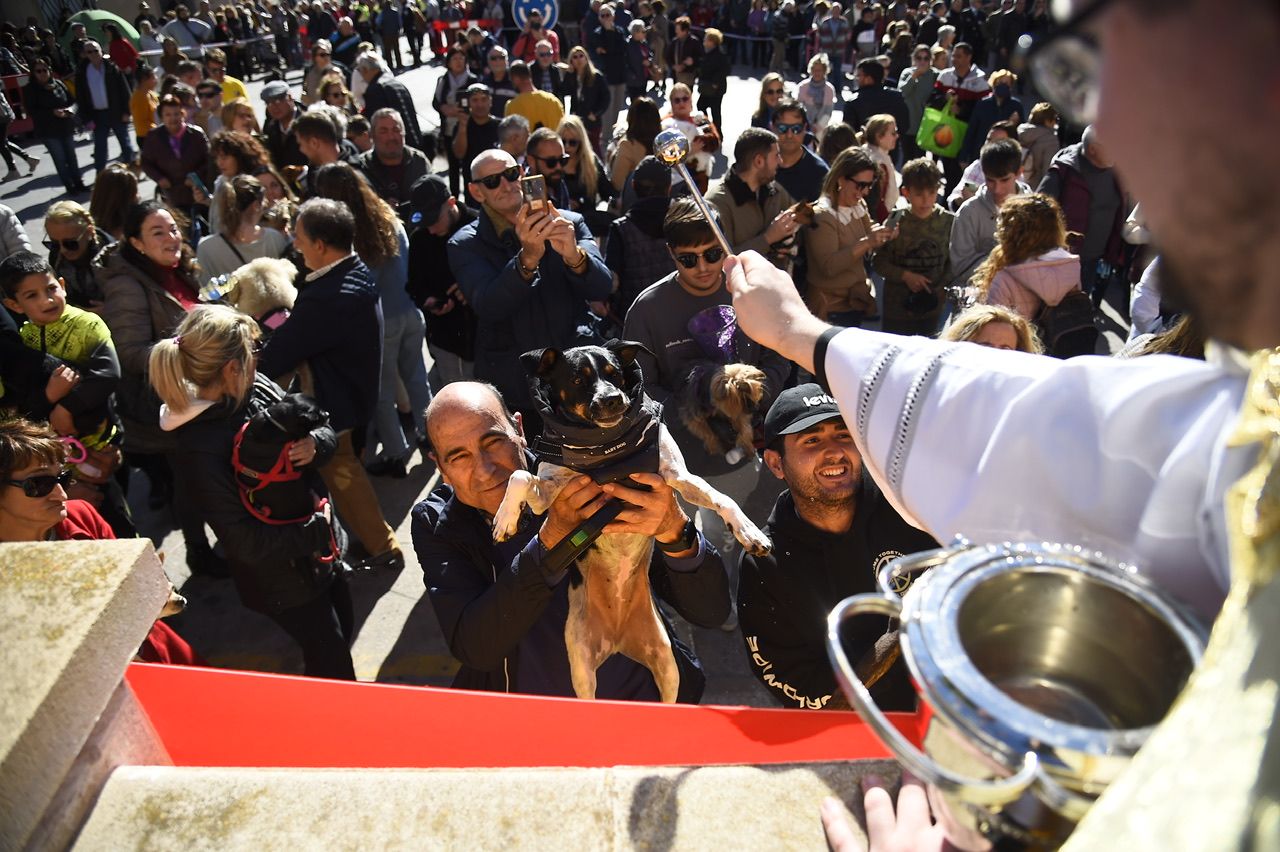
{"left": 447, "top": 149, "right": 611, "bottom": 434}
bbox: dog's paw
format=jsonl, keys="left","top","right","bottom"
{"left": 491, "top": 502, "right": 523, "bottom": 542}
{"left": 731, "top": 518, "right": 772, "bottom": 556}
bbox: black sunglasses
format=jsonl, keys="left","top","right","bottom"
{"left": 536, "top": 154, "right": 571, "bottom": 167}
{"left": 775, "top": 122, "right": 805, "bottom": 135}
{"left": 43, "top": 229, "right": 87, "bottom": 251}
{"left": 473, "top": 165, "right": 523, "bottom": 189}
{"left": 562, "top": 137, "right": 580, "bottom": 148}
{"left": 764, "top": 87, "right": 784, "bottom": 95}
{"left": 5, "top": 470, "right": 75, "bottom": 498}
{"left": 851, "top": 178, "right": 876, "bottom": 191}
{"left": 672, "top": 246, "right": 726, "bottom": 268}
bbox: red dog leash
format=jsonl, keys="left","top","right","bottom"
{"left": 232, "top": 422, "right": 339, "bottom": 564}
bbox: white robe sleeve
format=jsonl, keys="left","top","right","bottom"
{"left": 820, "top": 328, "right": 1250, "bottom": 622}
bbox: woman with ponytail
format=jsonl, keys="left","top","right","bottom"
{"left": 150, "top": 304, "right": 356, "bottom": 680}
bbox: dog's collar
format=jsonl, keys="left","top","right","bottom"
{"left": 534, "top": 393, "right": 663, "bottom": 474}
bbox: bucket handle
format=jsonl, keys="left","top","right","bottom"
{"left": 827, "top": 593, "right": 1038, "bottom": 807}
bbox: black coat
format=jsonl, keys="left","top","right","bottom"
{"left": 362, "top": 71, "right": 429, "bottom": 154}
{"left": 24, "top": 79, "right": 78, "bottom": 138}
{"left": 74, "top": 58, "right": 132, "bottom": 118}
{"left": 737, "top": 480, "right": 937, "bottom": 710}
{"left": 592, "top": 26, "right": 629, "bottom": 84}
{"left": 410, "top": 463, "right": 731, "bottom": 702}
{"left": 844, "top": 84, "right": 910, "bottom": 145}
{"left": 167, "top": 375, "right": 341, "bottom": 615}
{"left": 566, "top": 71, "right": 611, "bottom": 129}
{"left": 258, "top": 255, "right": 383, "bottom": 433}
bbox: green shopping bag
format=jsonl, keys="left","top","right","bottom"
{"left": 917, "top": 96, "right": 968, "bottom": 158}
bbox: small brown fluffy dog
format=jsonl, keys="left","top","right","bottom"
{"left": 680, "top": 363, "right": 767, "bottom": 464}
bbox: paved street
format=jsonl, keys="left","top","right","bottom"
{"left": 5, "top": 51, "right": 1125, "bottom": 707}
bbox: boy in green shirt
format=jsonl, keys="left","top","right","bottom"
{"left": 1, "top": 251, "right": 120, "bottom": 449}
{"left": 873, "top": 158, "right": 955, "bottom": 336}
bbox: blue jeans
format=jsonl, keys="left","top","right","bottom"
{"left": 90, "top": 109, "right": 136, "bottom": 173}
{"left": 41, "top": 134, "right": 82, "bottom": 190}
{"left": 371, "top": 307, "right": 433, "bottom": 461}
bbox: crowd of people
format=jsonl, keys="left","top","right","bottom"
{"left": 0, "top": 0, "right": 1200, "bottom": 730}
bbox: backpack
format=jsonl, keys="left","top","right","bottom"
{"left": 1035, "top": 289, "right": 1098, "bottom": 358}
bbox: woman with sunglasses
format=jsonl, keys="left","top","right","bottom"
{"left": 751, "top": 72, "right": 788, "bottom": 129}
{"left": 318, "top": 77, "right": 357, "bottom": 116}
{"left": 23, "top": 59, "right": 87, "bottom": 195}
{"left": 805, "top": 147, "right": 897, "bottom": 326}
{"left": 898, "top": 43, "right": 938, "bottom": 161}
{"left": 0, "top": 415, "right": 201, "bottom": 664}
{"left": 565, "top": 46, "right": 610, "bottom": 155}
{"left": 558, "top": 115, "right": 615, "bottom": 221}
{"left": 44, "top": 201, "right": 113, "bottom": 312}
{"left": 148, "top": 306, "right": 355, "bottom": 679}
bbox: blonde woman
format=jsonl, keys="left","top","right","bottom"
{"left": 559, "top": 114, "right": 615, "bottom": 217}
{"left": 861, "top": 113, "right": 900, "bottom": 220}
{"left": 798, "top": 53, "right": 837, "bottom": 137}
{"left": 804, "top": 147, "right": 898, "bottom": 325}
{"left": 220, "top": 98, "right": 261, "bottom": 135}
{"left": 940, "top": 303, "right": 1044, "bottom": 354}
{"left": 149, "top": 304, "right": 355, "bottom": 679}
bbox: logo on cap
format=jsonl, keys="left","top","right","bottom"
{"left": 804, "top": 394, "right": 836, "bottom": 407}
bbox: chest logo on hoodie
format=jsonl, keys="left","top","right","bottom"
{"left": 874, "top": 549, "right": 911, "bottom": 594}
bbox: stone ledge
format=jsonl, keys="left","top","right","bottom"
{"left": 0, "top": 540, "right": 170, "bottom": 851}
{"left": 74, "top": 761, "right": 896, "bottom": 850}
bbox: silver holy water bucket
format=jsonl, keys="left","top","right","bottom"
{"left": 827, "top": 541, "right": 1207, "bottom": 850}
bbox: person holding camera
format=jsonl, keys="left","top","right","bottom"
{"left": 450, "top": 83, "right": 500, "bottom": 196}
{"left": 511, "top": 8, "right": 559, "bottom": 64}
{"left": 445, "top": 149, "right": 611, "bottom": 431}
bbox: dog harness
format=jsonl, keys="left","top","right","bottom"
{"left": 533, "top": 394, "right": 663, "bottom": 484}
{"left": 231, "top": 419, "right": 338, "bottom": 563}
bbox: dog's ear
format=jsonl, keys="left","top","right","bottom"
{"left": 521, "top": 348, "right": 561, "bottom": 377}
{"left": 604, "top": 339, "right": 655, "bottom": 365}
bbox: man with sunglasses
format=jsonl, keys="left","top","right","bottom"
{"left": 524, "top": 127, "right": 573, "bottom": 210}
{"left": 447, "top": 149, "right": 611, "bottom": 428}
{"left": 74, "top": 40, "right": 137, "bottom": 182}
{"left": 505, "top": 61, "right": 565, "bottom": 133}
{"left": 772, "top": 100, "right": 828, "bottom": 204}
{"left": 479, "top": 47, "right": 518, "bottom": 117}
{"left": 721, "top": 0, "right": 1280, "bottom": 844}
{"left": 624, "top": 198, "right": 791, "bottom": 626}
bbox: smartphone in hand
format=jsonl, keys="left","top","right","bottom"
{"left": 521, "top": 174, "right": 547, "bottom": 211}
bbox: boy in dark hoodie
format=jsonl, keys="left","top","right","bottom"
{"left": 874, "top": 158, "right": 955, "bottom": 336}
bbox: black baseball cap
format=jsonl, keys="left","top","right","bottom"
{"left": 763, "top": 383, "right": 843, "bottom": 448}
{"left": 409, "top": 174, "right": 451, "bottom": 227}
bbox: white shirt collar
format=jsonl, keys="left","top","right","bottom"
{"left": 305, "top": 252, "right": 357, "bottom": 282}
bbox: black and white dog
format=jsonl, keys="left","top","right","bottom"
{"left": 492, "top": 340, "right": 771, "bottom": 702}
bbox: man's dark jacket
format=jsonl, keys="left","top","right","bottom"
{"left": 74, "top": 58, "right": 132, "bottom": 118}
{"left": 737, "top": 476, "right": 937, "bottom": 710}
{"left": 843, "top": 83, "right": 910, "bottom": 147}
{"left": 407, "top": 204, "right": 478, "bottom": 360}
{"left": 411, "top": 464, "right": 731, "bottom": 702}
{"left": 258, "top": 255, "right": 383, "bottom": 433}
{"left": 362, "top": 71, "right": 431, "bottom": 155}
{"left": 446, "top": 207, "right": 611, "bottom": 413}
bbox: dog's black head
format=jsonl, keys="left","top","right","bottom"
{"left": 522, "top": 340, "right": 651, "bottom": 427}
{"left": 247, "top": 394, "right": 329, "bottom": 444}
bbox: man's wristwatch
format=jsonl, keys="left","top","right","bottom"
{"left": 657, "top": 518, "right": 698, "bottom": 554}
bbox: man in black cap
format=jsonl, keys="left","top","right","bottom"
{"left": 736, "top": 382, "right": 936, "bottom": 711}
{"left": 450, "top": 83, "right": 499, "bottom": 193}
{"left": 406, "top": 173, "right": 478, "bottom": 387}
